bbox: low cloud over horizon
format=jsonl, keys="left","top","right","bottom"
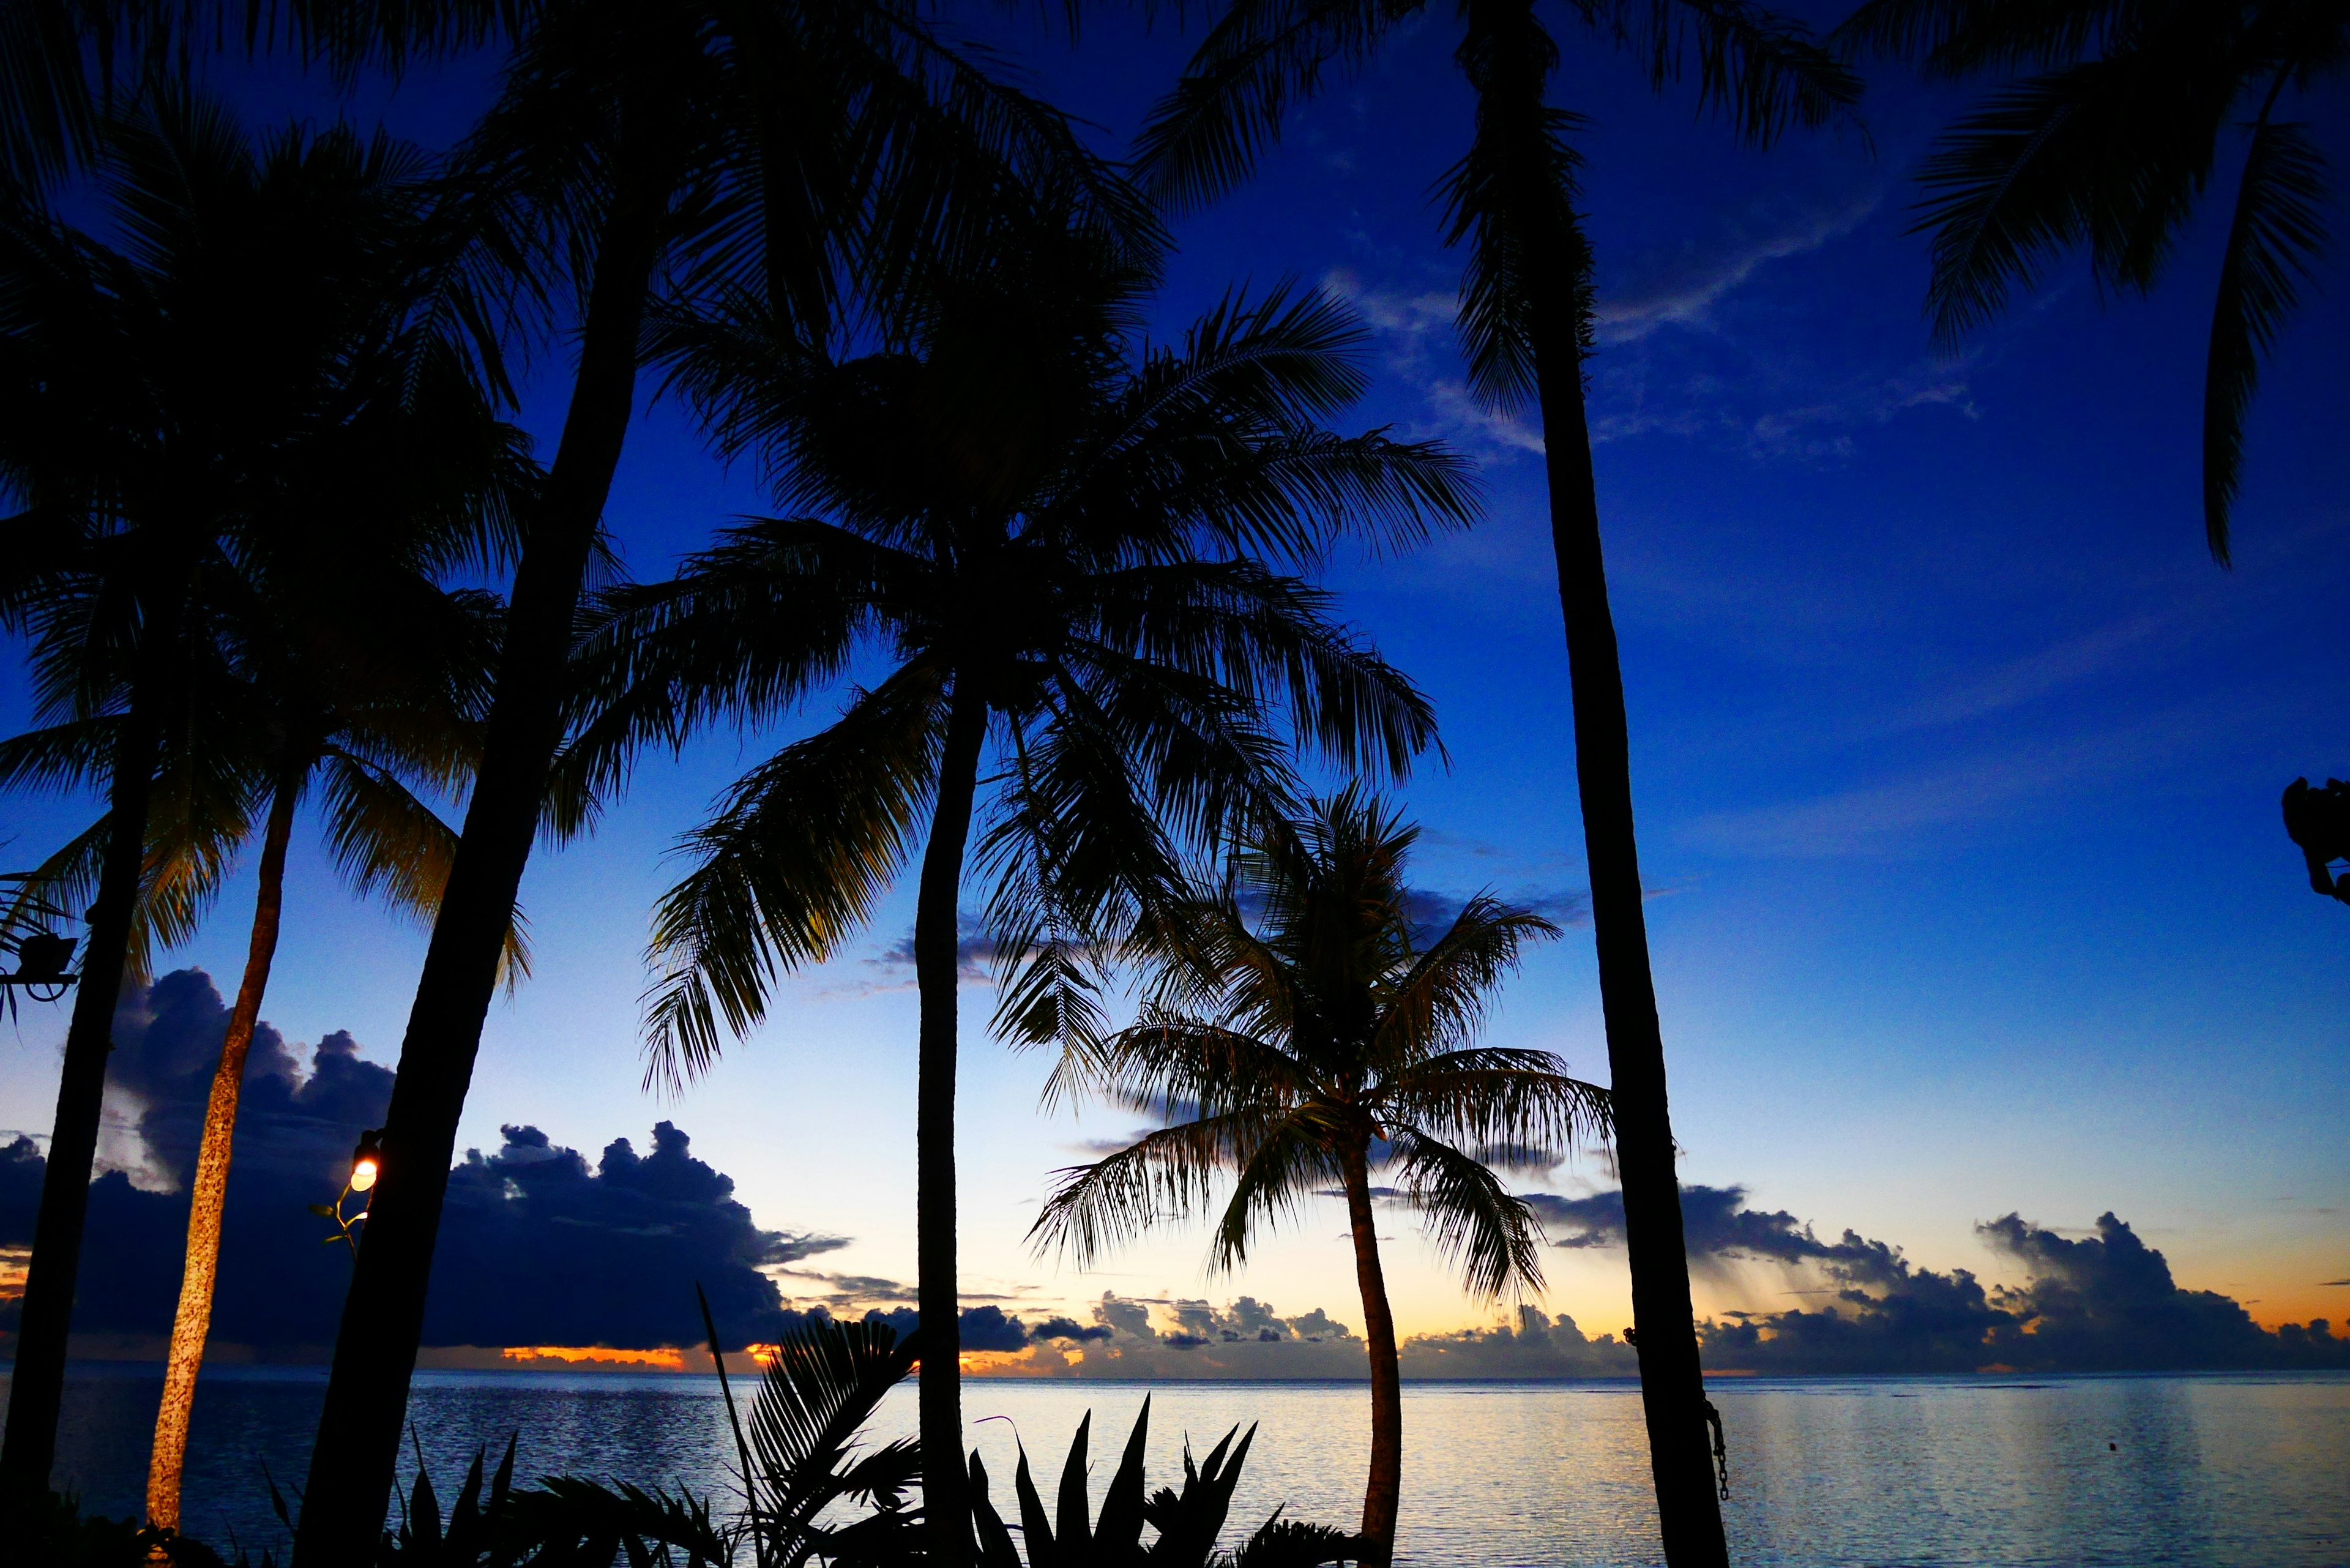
{"left": 1532, "top": 1183, "right": 2350, "bottom": 1375}
{"left": 2, "top": 970, "right": 2344, "bottom": 1377}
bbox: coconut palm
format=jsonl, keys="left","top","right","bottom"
{"left": 2, "top": 553, "right": 529, "bottom": 1531}
{"left": 1134, "top": 9, "right": 1856, "bottom": 1561}
{"left": 570, "top": 211, "right": 1471, "bottom": 1556}
{"left": 1031, "top": 790, "right": 1610, "bottom": 1566}
{"left": 0, "top": 95, "right": 515, "bottom": 1505}
{"left": 1837, "top": 0, "right": 2344, "bottom": 564}
{"left": 290, "top": 7, "right": 1145, "bottom": 1555}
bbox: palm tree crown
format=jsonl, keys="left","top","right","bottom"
{"left": 1035, "top": 788, "right": 1609, "bottom": 1299}
{"left": 585, "top": 223, "right": 1474, "bottom": 1079}
{"left": 573, "top": 208, "right": 1474, "bottom": 1555}
{"left": 1033, "top": 790, "right": 1610, "bottom": 1562}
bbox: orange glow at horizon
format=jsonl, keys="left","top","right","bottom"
{"left": 502, "top": 1345, "right": 687, "bottom": 1370}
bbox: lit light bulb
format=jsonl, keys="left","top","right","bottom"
{"left": 349, "top": 1157, "right": 379, "bottom": 1193}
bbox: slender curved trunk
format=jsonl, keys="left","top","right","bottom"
{"left": 1, "top": 600, "right": 179, "bottom": 1509}
{"left": 144, "top": 765, "right": 301, "bottom": 1529}
{"left": 290, "top": 181, "right": 663, "bottom": 1565}
{"left": 1528, "top": 244, "right": 1727, "bottom": 1566}
{"left": 1339, "top": 1139, "right": 1401, "bottom": 1567}
{"left": 916, "top": 682, "right": 988, "bottom": 1565}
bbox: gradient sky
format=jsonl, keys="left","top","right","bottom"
{"left": 4, "top": 4, "right": 2346, "bottom": 1351}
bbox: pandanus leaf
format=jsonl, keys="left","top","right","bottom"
{"left": 1054, "top": 1410, "right": 1093, "bottom": 1554}
{"left": 1095, "top": 1398, "right": 1154, "bottom": 1558}
{"left": 1142, "top": 1424, "right": 1255, "bottom": 1566}
{"left": 968, "top": 1450, "right": 1024, "bottom": 1568}
{"left": 1013, "top": 1442, "right": 1058, "bottom": 1567}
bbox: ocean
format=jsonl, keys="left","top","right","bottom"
{"left": 12, "top": 1367, "right": 2348, "bottom": 1566}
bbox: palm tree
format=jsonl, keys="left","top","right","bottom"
{"left": 571, "top": 215, "right": 1472, "bottom": 1558}
{"left": 1837, "top": 0, "right": 2344, "bottom": 564}
{"left": 0, "top": 95, "right": 513, "bottom": 1506}
{"left": 0, "top": 565, "right": 521, "bottom": 1533}
{"left": 289, "top": 7, "right": 1147, "bottom": 1555}
{"left": 1031, "top": 791, "right": 1610, "bottom": 1566}
{"left": 1133, "top": 7, "right": 1856, "bottom": 1561}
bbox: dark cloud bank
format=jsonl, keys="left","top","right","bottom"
{"left": 1531, "top": 1184, "right": 2350, "bottom": 1375}
{"left": 2, "top": 971, "right": 2343, "bottom": 1377}
{"left": 0, "top": 971, "right": 852, "bottom": 1356}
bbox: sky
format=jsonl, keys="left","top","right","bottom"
{"left": 2, "top": 3, "right": 2348, "bottom": 1372}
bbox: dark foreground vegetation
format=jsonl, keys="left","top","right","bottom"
{"left": 0, "top": 0, "right": 2340, "bottom": 1566}
{"left": 18, "top": 1316, "right": 1368, "bottom": 1567}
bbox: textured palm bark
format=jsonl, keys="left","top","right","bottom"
{"left": 1340, "top": 1140, "right": 1403, "bottom": 1567}
{"left": 290, "top": 190, "right": 662, "bottom": 1565}
{"left": 914, "top": 685, "right": 988, "bottom": 1565}
{"left": 146, "top": 769, "right": 300, "bottom": 1529}
{"left": 1530, "top": 296, "right": 1727, "bottom": 1566}
{"left": 1, "top": 614, "right": 175, "bottom": 1506}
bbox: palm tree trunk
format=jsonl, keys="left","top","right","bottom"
{"left": 1529, "top": 285, "right": 1727, "bottom": 1566}
{"left": 144, "top": 764, "right": 301, "bottom": 1530}
{"left": 1339, "top": 1140, "right": 1402, "bottom": 1567}
{"left": 0, "top": 616, "right": 176, "bottom": 1508}
{"left": 289, "top": 185, "right": 664, "bottom": 1566}
{"left": 915, "top": 682, "right": 988, "bottom": 1566}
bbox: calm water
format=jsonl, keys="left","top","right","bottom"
{"left": 8, "top": 1367, "right": 2346, "bottom": 1566}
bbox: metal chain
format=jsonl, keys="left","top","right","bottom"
{"left": 1704, "top": 1398, "right": 1729, "bottom": 1501}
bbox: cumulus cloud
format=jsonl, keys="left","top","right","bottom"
{"left": 1540, "top": 1181, "right": 2350, "bottom": 1374}
{"left": 965, "top": 1293, "right": 1637, "bottom": 1381}
{"left": 0, "top": 971, "right": 845, "bottom": 1354}
{"left": 967, "top": 1292, "right": 1374, "bottom": 1379}
{"left": 1401, "top": 1307, "right": 1634, "bottom": 1378}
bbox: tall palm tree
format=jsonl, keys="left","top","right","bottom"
{"left": 0, "top": 566, "right": 521, "bottom": 1532}
{"left": 1837, "top": 0, "right": 2344, "bottom": 564}
{"left": 1133, "top": 7, "right": 1856, "bottom": 1561}
{"left": 0, "top": 95, "right": 512, "bottom": 1507}
{"left": 1031, "top": 791, "right": 1610, "bottom": 1567}
{"left": 288, "top": 7, "right": 1147, "bottom": 1556}
{"left": 571, "top": 216, "right": 1472, "bottom": 1558}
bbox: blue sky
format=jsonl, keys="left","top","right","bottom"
{"left": 3, "top": 4, "right": 2346, "bottom": 1351}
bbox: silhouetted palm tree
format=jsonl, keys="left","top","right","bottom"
{"left": 1133, "top": 7, "right": 1856, "bottom": 1561}
{"left": 1032, "top": 790, "right": 1608, "bottom": 1566}
{"left": 1838, "top": 0, "right": 2343, "bottom": 563}
{"left": 0, "top": 94, "right": 514, "bottom": 1506}
{"left": 0, "top": 563, "right": 523, "bottom": 1531}
{"left": 573, "top": 214, "right": 1471, "bottom": 1556}
{"left": 288, "top": 6, "right": 1144, "bottom": 1558}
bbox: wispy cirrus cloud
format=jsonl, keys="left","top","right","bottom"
{"left": 1325, "top": 190, "right": 1975, "bottom": 468}
{"left": 1592, "top": 190, "right": 1883, "bottom": 347}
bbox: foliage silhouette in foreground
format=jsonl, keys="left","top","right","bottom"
{"left": 968, "top": 1398, "right": 1365, "bottom": 1568}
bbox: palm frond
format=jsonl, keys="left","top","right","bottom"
{"left": 1441, "top": 5, "right": 1594, "bottom": 414}
{"left": 1030, "top": 1111, "right": 1266, "bottom": 1269}
{"left": 1576, "top": 0, "right": 1862, "bottom": 143}
{"left": 1371, "top": 893, "right": 1558, "bottom": 1062}
{"left": 1389, "top": 1124, "right": 1548, "bottom": 1299}
{"left": 740, "top": 1312, "right": 921, "bottom": 1559}
{"left": 641, "top": 662, "right": 945, "bottom": 1089}
{"left": 1909, "top": 15, "right": 2251, "bottom": 346}
{"left": 1382, "top": 1048, "right": 1613, "bottom": 1160}
{"left": 2203, "top": 108, "right": 2327, "bottom": 565}
{"left": 1132, "top": 0, "right": 1396, "bottom": 213}
{"left": 318, "top": 750, "right": 532, "bottom": 987}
